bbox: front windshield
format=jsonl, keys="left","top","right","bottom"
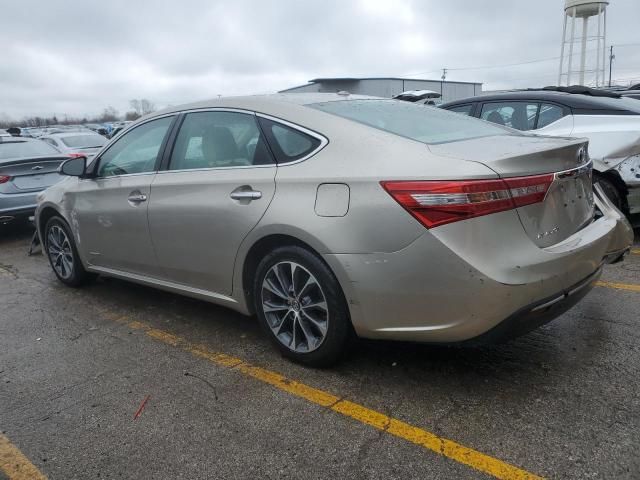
{"left": 309, "top": 99, "right": 513, "bottom": 144}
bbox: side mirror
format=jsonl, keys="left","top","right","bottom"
{"left": 59, "top": 156, "right": 87, "bottom": 177}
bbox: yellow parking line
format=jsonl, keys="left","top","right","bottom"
{"left": 101, "top": 311, "right": 544, "bottom": 480}
{"left": 596, "top": 280, "right": 640, "bottom": 293}
{"left": 0, "top": 432, "right": 47, "bottom": 480}
{"left": 631, "top": 248, "right": 640, "bottom": 255}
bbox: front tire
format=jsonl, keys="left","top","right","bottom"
{"left": 44, "top": 216, "right": 96, "bottom": 287}
{"left": 253, "top": 246, "right": 351, "bottom": 367}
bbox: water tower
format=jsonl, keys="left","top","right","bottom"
{"left": 558, "top": 0, "right": 609, "bottom": 86}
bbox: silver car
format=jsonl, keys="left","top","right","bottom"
{"left": 35, "top": 94, "right": 633, "bottom": 366}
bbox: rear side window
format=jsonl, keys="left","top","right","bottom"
{"left": 258, "top": 118, "right": 322, "bottom": 163}
{"left": 536, "top": 104, "right": 564, "bottom": 128}
{"left": 480, "top": 102, "right": 539, "bottom": 131}
{"left": 446, "top": 104, "right": 473, "bottom": 116}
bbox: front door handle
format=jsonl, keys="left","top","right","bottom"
{"left": 127, "top": 192, "right": 148, "bottom": 203}
{"left": 230, "top": 189, "right": 262, "bottom": 201}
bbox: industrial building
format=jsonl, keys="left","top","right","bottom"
{"left": 280, "top": 77, "right": 482, "bottom": 102}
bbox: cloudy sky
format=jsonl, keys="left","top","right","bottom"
{"left": 1, "top": 0, "right": 639, "bottom": 120}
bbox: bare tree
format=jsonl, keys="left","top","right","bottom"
{"left": 129, "top": 99, "right": 141, "bottom": 116}
{"left": 129, "top": 98, "right": 156, "bottom": 117}
{"left": 140, "top": 99, "right": 156, "bottom": 115}
{"left": 125, "top": 111, "right": 140, "bottom": 121}
{"left": 99, "top": 106, "right": 119, "bottom": 122}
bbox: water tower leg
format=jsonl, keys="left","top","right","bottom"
{"left": 579, "top": 16, "right": 588, "bottom": 85}
{"left": 603, "top": 7, "right": 608, "bottom": 86}
{"left": 567, "top": 7, "right": 577, "bottom": 85}
{"left": 595, "top": 4, "right": 602, "bottom": 86}
{"left": 558, "top": 14, "right": 568, "bottom": 85}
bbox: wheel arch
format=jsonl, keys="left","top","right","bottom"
{"left": 37, "top": 204, "right": 67, "bottom": 242}
{"left": 594, "top": 168, "right": 629, "bottom": 213}
{"left": 236, "top": 226, "right": 360, "bottom": 326}
{"left": 239, "top": 233, "right": 326, "bottom": 315}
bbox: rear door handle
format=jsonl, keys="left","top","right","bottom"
{"left": 230, "top": 189, "right": 262, "bottom": 201}
{"left": 128, "top": 192, "right": 148, "bottom": 203}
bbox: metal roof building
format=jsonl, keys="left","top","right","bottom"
{"left": 279, "top": 77, "right": 482, "bottom": 103}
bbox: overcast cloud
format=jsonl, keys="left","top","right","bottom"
{"left": 1, "top": 0, "right": 639, "bottom": 120}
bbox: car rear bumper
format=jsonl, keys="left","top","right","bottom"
{"left": 324, "top": 186, "right": 633, "bottom": 344}
{"left": 0, "top": 192, "right": 38, "bottom": 220}
{"left": 461, "top": 266, "right": 601, "bottom": 345}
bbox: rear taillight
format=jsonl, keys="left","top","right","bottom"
{"left": 381, "top": 174, "right": 554, "bottom": 228}
{"left": 0, "top": 175, "right": 10, "bottom": 184}
{"left": 68, "top": 153, "right": 86, "bottom": 159}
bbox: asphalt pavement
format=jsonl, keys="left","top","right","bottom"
{"left": 1, "top": 221, "right": 639, "bottom": 479}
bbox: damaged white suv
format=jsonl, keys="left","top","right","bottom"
{"left": 440, "top": 87, "right": 640, "bottom": 215}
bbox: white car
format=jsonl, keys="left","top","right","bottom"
{"left": 393, "top": 89, "right": 442, "bottom": 105}
{"left": 39, "top": 131, "right": 107, "bottom": 159}
{"left": 440, "top": 87, "right": 640, "bottom": 215}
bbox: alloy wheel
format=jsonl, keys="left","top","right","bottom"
{"left": 261, "top": 261, "right": 329, "bottom": 353}
{"left": 47, "top": 225, "right": 74, "bottom": 280}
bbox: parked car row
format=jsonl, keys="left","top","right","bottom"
{"left": 0, "top": 126, "right": 108, "bottom": 225}
{"left": 440, "top": 86, "right": 640, "bottom": 216}
{"left": 17, "top": 121, "right": 133, "bottom": 140}
{"left": 33, "top": 93, "right": 633, "bottom": 366}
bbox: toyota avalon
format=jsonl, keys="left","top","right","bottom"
{"left": 36, "top": 94, "right": 633, "bottom": 366}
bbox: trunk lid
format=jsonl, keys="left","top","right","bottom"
{"left": 0, "top": 155, "right": 68, "bottom": 193}
{"left": 429, "top": 135, "right": 594, "bottom": 247}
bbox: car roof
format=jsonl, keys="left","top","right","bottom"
{"left": 441, "top": 90, "right": 640, "bottom": 113}
{"left": 148, "top": 93, "right": 381, "bottom": 117}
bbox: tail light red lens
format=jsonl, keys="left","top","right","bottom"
{"left": 381, "top": 174, "right": 554, "bottom": 228}
{"left": 68, "top": 153, "right": 86, "bottom": 159}
{"left": 0, "top": 175, "right": 10, "bottom": 184}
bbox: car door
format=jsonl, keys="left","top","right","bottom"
{"left": 71, "top": 115, "right": 175, "bottom": 277}
{"left": 148, "top": 110, "right": 277, "bottom": 295}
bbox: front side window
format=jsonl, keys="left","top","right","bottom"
{"left": 480, "top": 102, "right": 539, "bottom": 131}
{"left": 310, "top": 99, "right": 510, "bottom": 144}
{"left": 97, "top": 116, "right": 173, "bottom": 177}
{"left": 446, "top": 104, "right": 473, "bottom": 116}
{"left": 169, "top": 111, "right": 273, "bottom": 170}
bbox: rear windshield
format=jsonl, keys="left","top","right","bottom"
{"left": 0, "top": 140, "right": 60, "bottom": 160}
{"left": 309, "top": 99, "right": 512, "bottom": 144}
{"left": 60, "top": 134, "right": 106, "bottom": 148}
{"left": 580, "top": 96, "right": 640, "bottom": 113}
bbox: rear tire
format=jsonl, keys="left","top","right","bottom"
{"left": 44, "top": 216, "right": 96, "bottom": 287}
{"left": 253, "top": 246, "right": 351, "bottom": 367}
{"left": 594, "top": 174, "right": 624, "bottom": 212}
